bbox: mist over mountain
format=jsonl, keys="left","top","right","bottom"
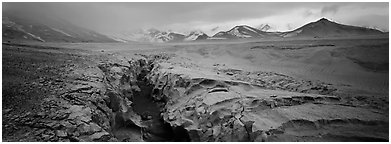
{"left": 2, "top": 2, "right": 388, "bottom": 43}
{"left": 3, "top": 12, "right": 117, "bottom": 43}
{"left": 3, "top": 3, "right": 388, "bottom": 38}
{"left": 3, "top": 14, "right": 386, "bottom": 43}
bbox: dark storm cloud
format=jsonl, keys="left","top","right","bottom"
{"left": 2, "top": 2, "right": 389, "bottom": 34}
{"left": 2, "top": 3, "right": 318, "bottom": 29}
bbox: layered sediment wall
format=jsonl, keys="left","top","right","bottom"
{"left": 98, "top": 54, "right": 388, "bottom": 142}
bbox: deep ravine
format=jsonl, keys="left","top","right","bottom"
{"left": 99, "top": 55, "right": 190, "bottom": 142}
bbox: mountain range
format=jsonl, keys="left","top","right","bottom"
{"left": 2, "top": 16, "right": 386, "bottom": 43}
{"left": 108, "top": 29, "right": 209, "bottom": 43}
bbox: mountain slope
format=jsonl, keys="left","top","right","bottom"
{"left": 211, "top": 25, "right": 284, "bottom": 40}
{"left": 184, "top": 31, "right": 209, "bottom": 41}
{"left": 2, "top": 13, "right": 117, "bottom": 43}
{"left": 280, "top": 18, "right": 384, "bottom": 38}
{"left": 212, "top": 25, "right": 268, "bottom": 39}
{"left": 168, "top": 33, "right": 186, "bottom": 42}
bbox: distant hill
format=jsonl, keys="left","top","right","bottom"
{"left": 280, "top": 18, "right": 385, "bottom": 38}
{"left": 2, "top": 13, "right": 117, "bottom": 43}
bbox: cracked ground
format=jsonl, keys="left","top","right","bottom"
{"left": 2, "top": 38, "right": 389, "bottom": 142}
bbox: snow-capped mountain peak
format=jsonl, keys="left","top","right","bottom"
{"left": 257, "top": 24, "right": 271, "bottom": 32}
{"left": 212, "top": 25, "right": 266, "bottom": 39}
{"left": 227, "top": 26, "right": 253, "bottom": 38}
{"left": 184, "top": 30, "right": 209, "bottom": 41}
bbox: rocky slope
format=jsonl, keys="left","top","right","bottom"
{"left": 2, "top": 13, "right": 117, "bottom": 43}
{"left": 2, "top": 43, "right": 115, "bottom": 142}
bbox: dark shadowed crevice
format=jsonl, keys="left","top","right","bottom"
{"left": 132, "top": 81, "right": 161, "bottom": 120}
{"left": 103, "top": 58, "right": 191, "bottom": 142}
{"left": 172, "top": 125, "right": 191, "bottom": 141}
{"left": 133, "top": 66, "right": 190, "bottom": 141}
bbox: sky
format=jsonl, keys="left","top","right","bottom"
{"left": 2, "top": 2, "right": 389, "bottom": 36}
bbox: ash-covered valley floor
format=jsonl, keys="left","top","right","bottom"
{"left": 2, "top": 37, "right": 389, "bottom": 142}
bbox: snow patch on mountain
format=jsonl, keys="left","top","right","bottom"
{"left": 3, "top": 17, "right": 46, "bottom": 42}
{"left": 109, "top": 36, "right": 128, "bottom": 43}
{"left": 243, "top": 25, "right": 258, "bottom": 33}
{"left": 51, "top": 27, "right": 73, "bottom": 37}
{"left": 257, "top": 24, "right": 271, "bottom": 32}
{"left": 214, "top": 32, "right": 225, "bottom": 36}
{"left": 26, "top": 32, "right": 45, "bottom": 42}
{"left": 153, "top": 32, "right": 172, "bottom": 42}
{"left": 184, "top": 31, "right": 208, "bottom": 41}
{"left": 227, "top": 27, "right": 252, "bottom": 38}
{"left": 3, "top": 14, "right": 117, "bottom": 42}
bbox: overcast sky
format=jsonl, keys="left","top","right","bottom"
{"left": 3, "top": 2, "right": 389, "bottom": 35}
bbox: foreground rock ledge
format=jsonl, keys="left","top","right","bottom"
{"left": 99, "top": 54, "right": 388, "bottom": 142}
